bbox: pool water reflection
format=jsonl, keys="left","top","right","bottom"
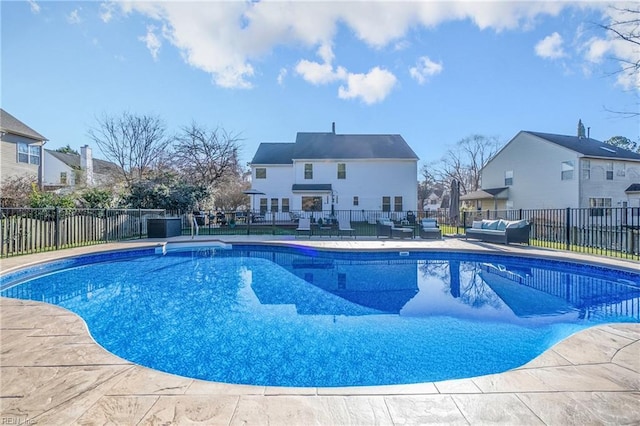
{"left": 2, "top": 245, "right": 639, "bottom": 387}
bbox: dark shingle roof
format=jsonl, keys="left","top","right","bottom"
{"left": 294, "top": 132, "right": 418, "bottom": 160}
{"left": 251, "top": 143, "right": 294, "bottom": 165}
{"left": 251, "top": 132, "right": 418, "bottom": 164}
{"left": 0, "top": 109, "right": 47, "bottom": 141}
{"left": 626, "top": 184, "right": 640, "bottom": 192}
{"left": 527, "top": 131, "right": 640, "bottom": 160}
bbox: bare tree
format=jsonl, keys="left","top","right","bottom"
{"left": 433, "top": 135, "right": 502, "bottom": 195}
{"left": 171, "top": 122, "right": 243, "bottom": 189}
{"left": 87, "top": 112, "right": 171, "bottom": 186}
{"left": 599, "top": 5, "right": 639, "bottom": 117}
{"left": 0, "top": 174, "right": 36, "bottom": 207}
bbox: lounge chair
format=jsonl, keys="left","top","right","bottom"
{"left": 338, "top": 219, "right": 355, "bottom": 238}
{"left": 376, "top": 219, "right": 393, "bottom": 238}
{"left": 420, "top": 218, "right": 442, "bottom": 239}
{"left": 289, "top": 211, "right": 300, "bottom": 223}
{"left": 296, "top": 218, "right": 311, "bottom": 237}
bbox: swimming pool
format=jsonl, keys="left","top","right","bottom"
{"left": 2, "top": 244, "right": 639, "bottom": 387}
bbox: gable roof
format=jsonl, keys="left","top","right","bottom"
{"left": 251, "top": 132, "right": 418, "bottom": 164}
{"left": 0, "top": 109, "right": 48, "bottom": 141}
{"left": 526, "top": 131, "right": 640, "bottom": 161}
{"left": 251, "top": 143, "right": 295, "bottom": 165}
{"left": 46, "top": 149, "right": 120, "bottom": 174}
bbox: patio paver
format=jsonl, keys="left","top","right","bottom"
{"left": 1, "top": 237, "right": 639, "bottom": 425}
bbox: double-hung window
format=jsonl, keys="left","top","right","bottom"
{"left": 504, "top": 170, "right": 513, "bottom": 186}
{"left": 394, "top": 196, "right": 403, "bottom": 212}
{"left": 304, "top": 164, "right": 313, "bottom": 179}
{"left": 17, "top": 143, "right": 41, "bottom": 165}
{"left": 581, "top": 159, "right": 590, "bottom": 180}
{"left": 561, "top": 161, "right": 574, "bottom": 180}
{"left": 605, "top": 162, "right": 613, "bottom": 180}
{"left": 382, "top": 196, "right": 391, "bottom": 212}
{"left": 255, "top": 168, "right": 266, "bottom": 179}
{"left": 337, "top": 163, "right": 346, "bottom": 179}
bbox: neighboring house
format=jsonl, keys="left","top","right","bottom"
{"left": 249, "top": 124, "right": 419, "bottom": 219}
{"left": 0, "top": 109, "right": 47, "bottom": 188}
{"left": 44, "top": 145, "right": 120, "bottom": 191}
{"left": 423, "top": 189, "right": 445, "bottom": 213}
{"left": 461, "top": 130, "right": 640, "bottom": 211}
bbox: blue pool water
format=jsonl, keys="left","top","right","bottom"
{"left": 2, "top": 244, "right": 639, "bottom": 387}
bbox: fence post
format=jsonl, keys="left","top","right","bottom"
{"left": 103, "top": 209, "right": 109, "bottom": 242}
{"left": 565, "top": 207, "right": 571, "bottom": 251}
{"left": 138, "top": 208, "right": 142, "bottom": 239}
{"left": 55, "top": 207, "right": 61, "bottom": 250}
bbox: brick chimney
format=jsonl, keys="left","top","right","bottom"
{"left": 81, "top": 145, "right": 94, "bottom": 186}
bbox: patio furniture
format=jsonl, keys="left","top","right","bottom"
{"left": 296, "top": 218, "right": 312, "bottom": 237}
{"left": 391, "top": 227, "right": 414, "bottom": 239}
{"left": 419, "top": 218, "right": 442, "bottom": 239}
{"left": 376, "top": 219, "right": 393, "bottom": 238}
{"left": 289, "top": 211, "right": 300, "bottom": 223}
{"left": 338, "top": 219, "right": 355, "bottom": 238}
{"left": 465, "top": 219, "right": 531, "bottom": 244}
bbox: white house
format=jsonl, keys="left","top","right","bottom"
{"left": 44, "top": 145, "right": 120, "bottom": 191}
{"left": 462, "top": 131, "right": 640, "bottom": 210}
{"left": 249, "top": 125, "right": 419, "bottom": 220}
{"left": 0, "top": 109, "right": 47, "bottom": 189}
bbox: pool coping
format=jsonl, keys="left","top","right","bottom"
{"left": 1, "top": 237, "right": 639, "bottom": 424}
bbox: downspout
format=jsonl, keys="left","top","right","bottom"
{"left": 39, "top": 140, "right": 47, "bottom": 191}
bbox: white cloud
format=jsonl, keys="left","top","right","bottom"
{"left": 110, "top": 1, "right": 596, "bottom": 93}
{"left": 338, "top": 67, "right": 397, "bottom": 105}
{"left": 535, "top": 32, "right": 565, "bottom": 59}
{"left": 100, "top": 2, "right": 115, "bottom": 23}
{"left": 139, "top": 25, "right": 162, "bottom": 61}
{"left": 28, "top": 0, "right": 40, "bottom": 14}
{"left": 294, "top": 44, "right": 394, "bottom": 103}
{"left": 581, "top": 5, "right": 640, "bottom": 90}
{"left": 67, "top": 9, "right": 82, "bottom": 25}
{"left": 295, "top": 44, "right": 346, "bottom": 85}
{"left": 409, "top": 56, "right": 443, "bottom": 84}
{"left": 277, "top": 68, "right": 287, "bottom": 85}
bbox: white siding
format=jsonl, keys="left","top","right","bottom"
{"left": 251, "top": 159, "right": 418, "bottom": 214}
{"left": 43, "top": 153, "right": 75, "bottom": 186}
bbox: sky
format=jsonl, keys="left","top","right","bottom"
{"left": 2, "top": 0, "right": 639, "bottom": 173}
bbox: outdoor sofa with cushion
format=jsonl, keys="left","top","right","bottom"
{"left": 465, "top": 219, "right": 531, "bottom": 245}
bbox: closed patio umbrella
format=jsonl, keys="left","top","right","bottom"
{"left": 449, "top": 179, "right": 460, "bottom": 231}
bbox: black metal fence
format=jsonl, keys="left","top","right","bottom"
{"left": 461, "top": 207, "right": 640, "bottom": 260}
{"left": 1, "top": 207, "right": 638, "bottom": 261}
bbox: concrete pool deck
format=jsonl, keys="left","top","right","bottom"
{"left": 1, "top": 236, "right": 639, "bottom": 425}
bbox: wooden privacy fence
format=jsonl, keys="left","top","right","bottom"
{"left": 0, "top": 208, "right": 165, "bottom": 257}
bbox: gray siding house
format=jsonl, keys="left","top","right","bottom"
{"left": 463, "top": 131, "right": 640, "bottom": 211}
{"left": 0, "top": 109, "right": 47, "bottom": 188}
